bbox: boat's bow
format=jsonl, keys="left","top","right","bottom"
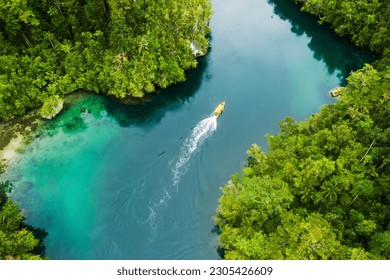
{"left": 213, "top": 101, "right": 225, "bottom": 117}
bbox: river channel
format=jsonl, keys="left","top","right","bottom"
{"left": 3, "top": 0, "right": 371, "bottom": 259}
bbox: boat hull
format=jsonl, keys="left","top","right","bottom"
{"left": 213, "top": 102, "right": 225, "bottom": 117}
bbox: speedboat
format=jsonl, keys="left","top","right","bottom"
{"left": 213, "top": 101, "right": 225, "bottom": 117}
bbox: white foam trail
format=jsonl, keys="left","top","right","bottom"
{"left": 144, "top": 115, "right": 218, "bottom": 243}
{"left": 144, "top": 188, "right": 171, "bottom": 242}
{"left": 172, "top": 116, "right": 217, "bottom": 187}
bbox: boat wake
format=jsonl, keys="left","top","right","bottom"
{"left": 144, "top": 115, "right": 218, "bottom": 241}
{"left": 144, "top": 187, "right": 171, "bottom": 241}
{"left": 172, "top": 115, "right": 217, "bottom": 188}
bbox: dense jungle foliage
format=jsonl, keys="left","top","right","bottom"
{"left": 294, "top": 0, "right": 389, "bottom": 53}
{"left": 0, "top": 0, "right": 211, "bottom": 259}
{"left": 215, "top": 0, "right": 390, "bottom": 259}
{"left": 0, "top": 181, "right": 44, "bottom": 259}
{"left": 0, "top": 0, "right": 212, "bottom": 119}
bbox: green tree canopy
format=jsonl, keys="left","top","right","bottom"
{"left": 0, "top": 0, "right": 212, "bottom": 119}
{"left": 215, "top": 0, "right": 389, "bottom": 260}
{"left": 0, "top": 181, "right": 44, "bottom": 260}
{"left": 215, "top": 62, "right": 390, "bottom": 259}
{"left": 293, "top": 0, "right": 389, "bottom": 53}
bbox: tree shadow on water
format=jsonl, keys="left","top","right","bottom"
{"left": 268, "top": 0, "right": 373, "bottom": 84}
{"left": 211, "top": 224, "right": 224, "bottom": 259}
{"left": 38, "top": 49, "right": 211, "bottom": 135}
{"left": 102, "top": 50, "right": 212, "bottom": 128}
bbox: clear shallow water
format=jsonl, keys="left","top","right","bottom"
{"left": 3, "top": 0, "right": 371, "bottom": 259}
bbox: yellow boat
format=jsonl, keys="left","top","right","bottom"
{"left": 213, "top": 101, "right": 225, "bottom": 117}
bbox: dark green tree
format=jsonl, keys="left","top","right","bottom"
{"left": 293, "top": 0, "right": 389, "bottom": 53}
{"left": 0, "top": 181, "right": 45, "bottom": 260}
{"left": 215, "top": 63, "right": 390, "bottom": 259}
{"left": 0, "top": 0, "right": 212, "bottom": 120}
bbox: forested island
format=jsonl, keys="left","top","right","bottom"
{"left": 0, "top": 0, "right": 212, "bottom": 120}
{"left": 214, "top": 0, "right": 389, "bottom": 259}
{"left": 0, "top": 0, "right": 212, "bottom": 260}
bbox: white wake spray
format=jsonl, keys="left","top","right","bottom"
{"left": 144, "top": 115, "right": 218, "bottom": 241}
{"left": 172, "top": 115, "right": 218, "bottom": 187}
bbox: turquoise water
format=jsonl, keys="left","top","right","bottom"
{"left": 3, "top": 0, "right": 371, "bottom": 259}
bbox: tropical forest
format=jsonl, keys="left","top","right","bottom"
{"left": 0, "top": 0, "right": 389, "bottom": 261}
{"left": 215, "top": 0, "right": 390, "bottom": 260}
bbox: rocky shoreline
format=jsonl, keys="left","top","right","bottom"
{"left": 0, "top": 89, "right": 164, "bottom": 175}
{"left": 0, "top": 89, "right": 100, "bottom": 175}
{"left": 0, "top": 110, "right": 43, "bottom": 174}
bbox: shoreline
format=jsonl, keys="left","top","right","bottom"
{"left": 0, "top": 133, "right": 25, "bottom": 171}
{"left": 0, "top": 91, "right": 92, "bottom": 175}
{"left": 0, "top": 89, "right": 163, "bottom": 175}
{"left": 0, "top": 90, "right": 131, "bottom": 174}
{"left": 0, "top": 110, "right": 43, "bottom": 174}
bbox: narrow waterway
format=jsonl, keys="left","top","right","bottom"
{"left": 3, "top": 0, "right": 371, "bottom": 259}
